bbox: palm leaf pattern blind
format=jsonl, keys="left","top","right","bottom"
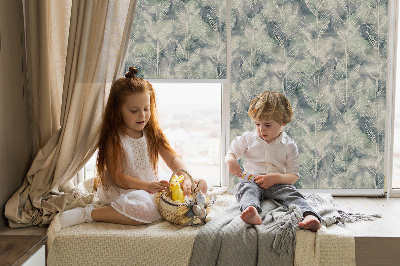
{"left": 125, "top": 0, "right": 388, "bottom": 189}
{"left": 125, "top": 0, "right": 226, "bottom": 79}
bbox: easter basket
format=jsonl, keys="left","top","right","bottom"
{"left": 155, "top": 169, "right": 214, "bottom": 226}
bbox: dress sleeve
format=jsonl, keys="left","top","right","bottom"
{"left": 227, "top": 134, "right": 248, "bottom": 160}
{"left": 285, "top": 142, "right": 300, "bottom": 176}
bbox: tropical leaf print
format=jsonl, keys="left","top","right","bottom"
{"left": 125, "top": 0, "right": 388, "bottom": 189}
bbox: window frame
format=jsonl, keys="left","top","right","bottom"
{"left": 387, "top": 0, "right": 400, "bottom": 198}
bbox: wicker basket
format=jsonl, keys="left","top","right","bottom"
{"left": 155, "top": 169, "right": 210, "bottom": 226}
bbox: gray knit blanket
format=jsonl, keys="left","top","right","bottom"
{"left": 189, "top": 193, "right": 381, "bottom": 266}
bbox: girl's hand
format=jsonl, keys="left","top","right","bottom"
{"left": 182, "top": 178, "right": 192, "bottom": 196}
{"left": 146, "top": 180, "right": 169, "bottom": 194}
{"left": 254, "top": 174, "right": 278, "bottom": 189}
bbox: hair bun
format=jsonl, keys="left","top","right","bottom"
{"left": 125, "top": 67, "right": 138, "bottom": 78}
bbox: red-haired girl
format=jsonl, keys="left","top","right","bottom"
{"left": 59, "top": 67, "right": 207, "bottom": 227}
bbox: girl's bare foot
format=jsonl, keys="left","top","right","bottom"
{"left": 240, "top": 206, "right": 262, "bottom": 225}
{"left": 299, "top": 214, "right": 321, "bottom": 232}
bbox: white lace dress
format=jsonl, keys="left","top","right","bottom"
{"left": 97, "top": 134, "right": 164, "bottom": 223}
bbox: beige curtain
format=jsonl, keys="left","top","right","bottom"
{"left": 24, "top": 0, "right": 70, "bottom": 156}
{"left": 5, "top": 0, "right": 137, "bottom": 228}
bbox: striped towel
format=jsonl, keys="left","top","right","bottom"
{"left": 242, "top": 172, "right": 256, "bottom": 181}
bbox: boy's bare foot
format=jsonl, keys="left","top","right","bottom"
{"left": 299, "top": 214, "right": 321, "bottom": 232}
{"left": 240, "top": 206, "right": 262, "bottom": 225}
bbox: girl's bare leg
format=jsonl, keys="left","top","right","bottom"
{"left": 91, "top": 206, "right": 146, "bottom": 225}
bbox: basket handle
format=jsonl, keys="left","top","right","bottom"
{"left": 170, "top": 169, "right": 196, "bottom": 195}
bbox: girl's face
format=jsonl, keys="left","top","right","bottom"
{"left": 253, "top": 117, "right": 285, "bottom": 143}
{"left": 121, "top": 93, "right": 151, "bottom": 138}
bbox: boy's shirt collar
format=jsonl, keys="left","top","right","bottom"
{"left": 253, "top": 130, "right": 287, "bottom": 144}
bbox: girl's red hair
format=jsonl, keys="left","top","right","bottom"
{"left": 96, "top": 67, "right": 176, "bottom": 189}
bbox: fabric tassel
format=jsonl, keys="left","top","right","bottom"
{"left": 337, "top": 210, "right": 382, "bottom": 223}
{"left": 272, "top": 205, "right": 303, "bottom": 254}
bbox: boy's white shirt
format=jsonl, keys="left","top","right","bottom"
{"left": 227, "top": 131, "right": 300, "bottom": 176}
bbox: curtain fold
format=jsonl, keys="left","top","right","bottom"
{"left": 23, "top": 0, "right": 71, "bottom": 156}
{"left": 5, "top": 0, "right": 137, "bottom": 228}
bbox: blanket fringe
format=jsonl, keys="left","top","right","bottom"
{"left": 337, "top": 210, "right": 382, "bottom": 223}
{"left": 272, "top": 205, "right": 303, "bottom": 254}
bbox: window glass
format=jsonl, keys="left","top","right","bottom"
{"left": 120, "top": 0, "right": 389, "bottom": 191}
{"left": 229, "top": 0, "right": 387, "bottom": 190}
{"left": 82, "top": 84, "right": 222, "bottom": 187}
{"left": 125, "top": 0, "right": 226, "bottom": 79}
{"left": 155, "top": 83, "right": 222, "bottom": 187}
{"left": 84, "top": 150, "right": 97, "bottom": 181}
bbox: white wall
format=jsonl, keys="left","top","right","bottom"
{"left": 0, "top": 0, "right": 32, "bottom": 228}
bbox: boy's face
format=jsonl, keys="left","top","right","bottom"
{"left": 253, "top": 117, "right": 285, "bottom": 143}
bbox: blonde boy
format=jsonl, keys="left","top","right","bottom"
{"left": 225, "top": 91, "right": 321, "bottom": 231}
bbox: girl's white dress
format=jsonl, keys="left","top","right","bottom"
{"left": 97, "top": 134, "right": 163, "bottom": 223}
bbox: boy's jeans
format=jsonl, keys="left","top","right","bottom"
{"left": 236, "top": 181, "right": 321, "bottom": 221}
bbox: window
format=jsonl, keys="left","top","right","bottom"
{"left": 120, "top": 0, "right": 228, "bottom": 187}
{"left": 84, "top": 150, "right": 97, "bottom": 181}
{"left": 79, "top": 82, "right": 227, "bottom": 188}
{"left": 78, "top": 0, "right": 393, "bottom": 196}
{"left": 152, "top": 82, "right": 223, "bottom": 187}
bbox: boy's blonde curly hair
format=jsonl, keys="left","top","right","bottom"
{"left": 247, "top": 91, "right": 293, "bottom": 125}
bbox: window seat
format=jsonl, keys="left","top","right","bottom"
{"left": 334, "top": 197, "right": 400, "bottom": 266}
{"left": 43, "top": 191, "right": 361, "bottom": 266}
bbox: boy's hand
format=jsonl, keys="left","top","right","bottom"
{"left": 146, "top": 180, "right": 169, "bottom": 194}
{"left": 227, "top": 161, "right": 243, "bottom": 177}
{"left": 225, "top": 153, "right": 242, "bottom": 177}
{"left": 254, "top": 174, "right": 278, "bottom": 189}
